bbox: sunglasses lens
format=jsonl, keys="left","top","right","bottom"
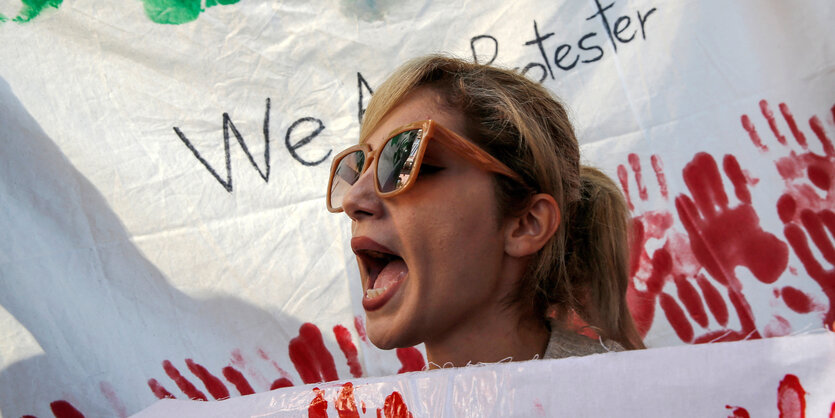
{"left": 377, "top": 129, "right": 422, "bottom": 194}
{"left": 330, "top": 150, "right": 366, "bottom": 209}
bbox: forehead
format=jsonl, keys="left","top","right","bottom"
{"left": 362, "top": 87, "right": 468, "bottom": 149}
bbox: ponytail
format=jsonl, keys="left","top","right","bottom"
{"left": 562, "top": 166, "right": 645, "bottom": 349}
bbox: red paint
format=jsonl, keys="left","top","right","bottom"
{"left": 185, "top": 358, "right": 230, "bottom": 400}
{"left": 231, "top": 348, "right": 270, "bottom": 391}
{"left": 99, "top": 381, "right": 128, "bottom": 418}
{"left": 674, "top": 276, "right": 708, "bottom": 328}
{"left": 728, "top": 288, "right": 757, "bottom": 333}
{"left": 289, "top": 323, "right": 339, "bottom": 384}
{"left": 726, "top": 405, "right": 751, "bottom": 418}
{"left": 778, "top": 374, "right": 806, "bottom": 418}
{"left": 626, "top": 150, "right": 789, "bottom": 344}
{"left": 381, "top": 391, "right": 413, "bottom": 418}
{"left": 533, "top": 399, "right": 546, "bottom": 416}
{"left": 764, "top": 315, "right": 792, "bottom": 338}
{"left": 308, "top": 388, "right": 328, "bottom": 418}
{"left": 761, "top": 100, "right": 787, "bottom": 145}
{"left": 232, "top": 349, "right": 245, "bottom": 364}
{"left": 162, "top": 360, "right": 207, "bottom": 401}
{"left": 777, "top": 195, "right": 797, "bottom": 223}
{"left": 222, "top": 366, "right": 255, "bottom": 396}
{"left": 741, "top": 114, "right": 768, "bottom": 151}
{"left": 627, "top": 236, "right": 674, "bottom": 337}
{"left": 650, "top": 154, "right": 668, "bottom": 198}
{"left": 723, "top": 155, "right": 751, "bottom": 204}
{"left": 659, "top": 292, "right": 693, "bottom": 342}
{"left": 676, "top": 153, "right": 788, "bottom": 287}
{"left": 569, "top": 311, "right": 600, "bottom": 339}
{"left": 810, "top": 115, "right": 834, "bottom": 156}
{"left": 617, "top": 164, "right": 634, "bottom": 210}
{"left": 801, "top": 208, "right": 835, "bottom": 266}
{"left": 362, "top": 401, "right": 367, "bottom": 414}
{"left": 780, "top": 102, "right": 807, "bottom": 148}
{"left": 395, "top": 347, "right": 425, "bottom": 373}
{"left": 50, "top": 400, "right": 84, "bottom": 418}
{"left": 763, "top": 102, "right": 835, "bottom": 330}
{"left": 148, "top": 378, "right": 176, "bottom": 399}
{"left": 354, "top": 316, "right": 368, "bottom": 342}
{"left": 257, "top": 347, "right": 293, "bottom": 380}
{"left": 781, "top": 286, "right": 816, "bottom": 313}
{"left": 696, "top": 274, "right": 728, "bottom": 326}
{"left": 628, "top": 153, "right": 648, "bottom": 200}
{"left": 808, "top": 165, "right": 831, "bottom": 191}
{"left": 785, "top": 218, "right": 835, "bottom": 327}
{"left": 270, "top": 378, "right": 294, "bottom": 390}
{"left": 336, "top": 382, "right": 360, "bottom": 418}
{"left": 333, "top": 325, "right": 364, "bottom": 378}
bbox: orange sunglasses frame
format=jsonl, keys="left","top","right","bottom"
{"left": 326, "top": 119, "right": 523, "bottom": 213}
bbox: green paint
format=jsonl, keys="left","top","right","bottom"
{"left": 143, "top": 0, "right": 240, "bottom": 24}
{"left": 10, "top": 0, "right": 62, "bottom": 23}
{"left": 142, "top": 0, "right": 201, "bottom": 24}
{"left": 206, "top": 0, "right": 239, "bottom": 7}
{"left": 0, "top": 0, "right": 240, "bottom": 25}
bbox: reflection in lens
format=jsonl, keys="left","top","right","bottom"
{"left": 330, "top": 150, "right": 365, "bottom": 208}
{"left": 378, "top": 130, "right": 421, "bottom": 193}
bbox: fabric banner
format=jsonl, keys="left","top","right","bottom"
{"left": 1, "top": 0, "right": 833, "bottom": 416}
{"left": 134, "top": 334, "right": 835, "bottom": 417}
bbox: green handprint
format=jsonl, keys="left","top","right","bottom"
{"left": 1, "top": 0, "right": 240, "bottom": 25}
{"left": 0, "top": 0, "right": 63, "bottom": 24}
{"left": 142, "top": 0, "right": 240, "bottom": 25}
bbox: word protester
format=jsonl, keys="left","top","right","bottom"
{"left": 470, "top": 0, "right": 658, "bottom": 82}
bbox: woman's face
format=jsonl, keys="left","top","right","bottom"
{"left": 342, "top": 87, "right": 512, "bottom": 349}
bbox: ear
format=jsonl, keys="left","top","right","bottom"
{"left": 503, "top": 193, "right": 561, "bottom": 257}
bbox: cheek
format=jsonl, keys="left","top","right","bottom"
{"left": 401, "top": 177, "right": 503, "bottom": 281}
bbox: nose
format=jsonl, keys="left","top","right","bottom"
{"left": 341, "top": 164, "right": 382, "bottom": 221}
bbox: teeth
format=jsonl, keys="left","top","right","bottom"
{"left": 366, "top": 250, "right": 392, "bottom": 259}
{"left": 365, "top": 287, "right": 387, "bottom": 299}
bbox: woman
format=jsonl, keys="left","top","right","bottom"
{"left": 326, "top": 55, "right": 644, "bottom": 368}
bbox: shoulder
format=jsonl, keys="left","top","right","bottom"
{"left": 543, "top": 323, "right": 624, "bottom": 360}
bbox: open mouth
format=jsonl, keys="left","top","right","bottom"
{"left": 352, "top": 238, "right": 408, "bottom": 311}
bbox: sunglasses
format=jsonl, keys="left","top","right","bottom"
{"left": 327, "top": 119, "right": 523, "bottom": 213}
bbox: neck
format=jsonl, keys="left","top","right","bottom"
{"left": 424, "top": 308, "right": 549, "bottom": 368}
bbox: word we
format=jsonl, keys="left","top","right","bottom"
{"left": 173, "top": 98, "right": 330, "bottom": 192}
{"left": 470, "top": 0, "right": 657, "bottom": 82}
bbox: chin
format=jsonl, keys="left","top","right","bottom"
{"left": 366, "top": 320, "right": 419, "bottom": 350}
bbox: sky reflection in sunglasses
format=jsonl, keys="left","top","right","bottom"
{"left": 326, "top": 120, "right": 522, "bottom": 213}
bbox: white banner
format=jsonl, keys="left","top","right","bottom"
{"left": 134, "top": 334, "right": 835, "bottom": 417}
{"left": 1, "top": 0, "right": 833, "bottom": 416}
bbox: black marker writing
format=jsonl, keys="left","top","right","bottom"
{"left": 174, "top": 98, "right": 329, "bottom": 192}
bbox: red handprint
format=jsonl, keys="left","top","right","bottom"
{"left": 308, "top": 383, "right": 413, "bottom": 418}
{"left": 144, "top": 321, "right": 426, "bottom": 405}
{"left": 675, "top": 152, "right": 789, "bottom": 342}
{"left": 725, "top": 373, "right": 835, "bottom": 418}
{"left": 621, "top": 151, "right": 781, "bottom": 343}
{"left": 620, "top": 153, "right": 718, "bottom": 342}
{"left": 620, "top": 153, "right": 677, "bottom": 337}
{"left": 781, "top": 202, "right": 835, "bottom": 329}
{"left": 743, "top": 100, "right": 835, "bottom": 329}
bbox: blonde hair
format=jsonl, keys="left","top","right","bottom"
{"left": 361, "top": 55, "right": 644, "bottom": 350}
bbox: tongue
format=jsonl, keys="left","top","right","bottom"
{"left": 373, "top": 259, "right": 407, "bottom": 290}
